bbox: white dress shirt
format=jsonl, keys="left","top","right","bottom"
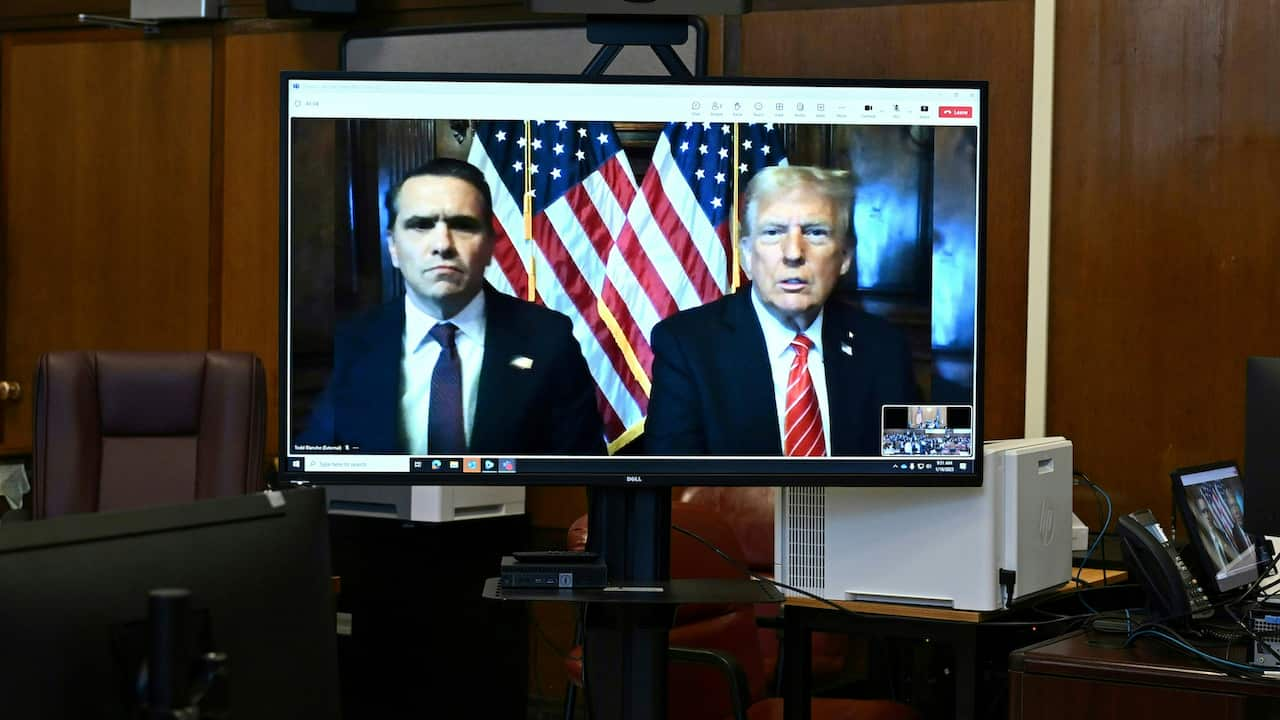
{"left": 749, "top": 291, "right": 832, "bottom": 456}
{"left": 400, "top": 292, "right": 486, "bottom": 454}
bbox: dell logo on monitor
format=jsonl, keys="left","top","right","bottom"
{"left": 625, "top": 475, "right": 644, "bottom": 483}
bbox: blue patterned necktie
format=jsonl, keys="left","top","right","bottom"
{"left": 427, "top": 322, "right": 465, "bottom": 453}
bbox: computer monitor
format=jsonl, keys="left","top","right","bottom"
{"left": 1171, "top": 461, "right": 1267, "bottom": 595}
{"left": 0, "top": 488, "right": 338, "bottom": 720}
{"left": 280, "top": 73, "right": 986, "bottom": 487}
{"left": 1245, "top": 356, "right": 1280, "bottom": 535}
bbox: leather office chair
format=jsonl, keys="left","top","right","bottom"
{"left": 676, "top": 487, "right": 853, "bottom": 688}
{"left": 564, "top": 502, "right": 917, "bottom": 720}
{"left": 32, "top": 351, "right": 267, "bottom": 519}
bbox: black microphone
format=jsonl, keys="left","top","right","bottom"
{"left": 146, "top": 588, "right": 192, "bottom": 718}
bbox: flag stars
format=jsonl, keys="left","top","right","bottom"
{"left": 495, "top": 130, "right": 507, "bottom": 142}
{"left": 763, "top": 123, "right": 773, "bottom": 131}
{"left": 742, "top": 139, "right": 753, "bottom": 150}
{"left": 531, "top": 138, "right": 543, "bottom": 150}
{"left": 596, "top": 132, "right": 610, "bottom": 145}
{"left": 684, "top": 121, "right": 694, "bottom": 129}
{"left": 698, "top": 144, "right": 709, "bottom": 155}
{"left": 513, "top": 160, "right": 523, "bottom": 171}
{"left": 575, "top": 149, "right": 586, "bottom": 161}
{"left": 761, "top": 145, "right": 771, "bottom": 156}
{"left": 553, "top": 142, "right": 565, "bottom": 155}
{"left": 530, "top": 163, "right": 539, "bottom": 175}
{"left": 578, "top": 127, "right": 589, "bottom": 138}
{"left": 556, "top": 120, "right": 568, "bottom": 131}
{"left": 550, "top": 167, "right": 562, "bottom": 180}
{"left": 717, "top": 147, "right": 729, "bottom": 160}
{"left": 721, "top": 124, "right": 731, "bottom": 134}
{"left": 695, "top": 168, "right": 705, "bottom": 180}
{"left": 702, "top": 122, "right": 712, "bottom": 130}
{"left": 679, "top": 141, "right": 690, "bottom": 152}
{"left": 739, "top": 162, "right": 749, "bottom": 173}
{"left": 715, "top": 171, "right": 725, "bottom": 184}
{"left": 517, "top": 136, "right": 527, "bottom": 148}
{"left": 711, "top": 197, "right": 723, "bottom": 208}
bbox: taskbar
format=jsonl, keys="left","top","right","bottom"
{"left": 282, "top": 454, "right": 977, "bottom": 483}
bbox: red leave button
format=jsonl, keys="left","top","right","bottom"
{"left": 938, "top": 105, "right": 973, "bottom": 119}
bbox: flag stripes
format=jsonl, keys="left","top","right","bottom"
{"left": 466, "top": 119, "right": 787, "bottom": 451}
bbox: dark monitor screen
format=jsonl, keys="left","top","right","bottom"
{"left": 1245, "top": 356, "right": 1280, "bottom": 536}
{"left": 0, "top": 488, "right": 338, "bottom": 720}
{"left": 280, "top": 73, "right": 986, "bottom": 487}
{"left": 1172, "top": 461, "right": 1266, "bottom": 595}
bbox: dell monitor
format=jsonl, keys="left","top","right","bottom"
{"left": 0, "top": 488, "right": 338, "bottom": 720}
{"left": 279, "top": 73, "right": 986, "bottom": 487}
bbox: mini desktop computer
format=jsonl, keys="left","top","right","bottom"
{"left": 776, "top": 437, "right": 1074, "bottom": 612}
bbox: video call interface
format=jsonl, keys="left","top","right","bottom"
{"left": 282, "top": 76, "right": 984, "bottom": 483}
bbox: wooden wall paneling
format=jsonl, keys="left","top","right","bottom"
{"left": 738, "top": 0, "right": 1035, "bottom": 440}
{"left": 216, "top": 29, "right": 342, "bottom": 459}
{"left": 1048, "top": 1, "right": 1280, "bottom": 526}
{"left": 1, "top": 30, "right": 214, "bottom": 454}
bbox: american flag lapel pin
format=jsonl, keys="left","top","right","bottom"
{"left": 510, "top": 356, "right": 534, "bottom": 370}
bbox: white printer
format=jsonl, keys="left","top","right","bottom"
{"left": 775, "top": 437, "right": 1073, "bottom": 612}
{"left": 325, "top": 484, "right": 525, "bottom": 523}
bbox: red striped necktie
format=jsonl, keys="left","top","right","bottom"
{"left": 784, "top": 334, "right": 826, "bottom": 457}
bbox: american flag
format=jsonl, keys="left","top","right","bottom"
{"left": 467, "top": 120, "right": 786, "bottom": 452}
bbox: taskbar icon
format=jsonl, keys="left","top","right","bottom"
{"left": 410, "top": 457, "right": 465, "bottom": 473}
{"left": 408, "top": 456, "right": 516, "bottom": 474}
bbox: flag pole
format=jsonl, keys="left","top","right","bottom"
{"left": 523, "top": 120, "right": 536, "bottom": 302}
{"left": 730, "top": 123, "right": 741, "bottom": 292}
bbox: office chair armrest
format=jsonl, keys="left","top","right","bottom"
{"left": 755, "top": 614, "right": 785, "bottom": 629}
{"left": 668, "top": 646, "right": 750, "bottom": 720}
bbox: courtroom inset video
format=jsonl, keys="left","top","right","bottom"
{"left": 880, "top": 405, "right": 973, "bottom": 456}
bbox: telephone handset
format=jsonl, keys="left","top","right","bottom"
{"left": 1118, "top": 509, "right": 1214, "bottom": 621}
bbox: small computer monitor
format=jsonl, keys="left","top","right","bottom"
{"left": 0, "top": 488, "right": 338, "bottom": 720}
{"left": 1172, "top": 461, "right": 1266, "bottom": 594}
{"left": 1245, "top": 356, "right": 1280, "bottom": 535}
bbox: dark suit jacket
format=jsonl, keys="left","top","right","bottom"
{"left": 298, "top": 285, "right": 605, "bottom": 455}
{"left": 645, "top": 288, "right": 918, "bottom": 456}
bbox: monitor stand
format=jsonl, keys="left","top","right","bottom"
{"left": 584, "top": 486, "right": 673, "bottom": 719}
{"left": 579, "top": 17, "right": 690, "bottom": 720}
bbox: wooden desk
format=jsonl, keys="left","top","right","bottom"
{"left": 1009, "top": 628, "right": 1280, "bottom": 719}
{"left": 783, "top": 568, "right": 1127, "bottom": 720}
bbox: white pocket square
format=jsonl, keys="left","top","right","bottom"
{"left": 510, "top": 356, "right": 534, "bottom": 370}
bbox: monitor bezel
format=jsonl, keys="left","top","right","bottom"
{"left": 277, "top": 70, "right": 989, "bottom": 488}
{"left": 1244, "top": 356, "right": 1280, "bottom": 536}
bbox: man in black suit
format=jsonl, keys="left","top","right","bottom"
{"left": 298, "top": 157, "right": 604, "bottom": 455}
{"left": 645, "top": 165, "right": 917, "bottom": 457}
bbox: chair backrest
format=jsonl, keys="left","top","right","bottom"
{"left": 33, "top": 351, "right": 267, "bottom": 519}
{"left": 667, "top": 502, "right": 770, "bottom": 719}
{"left": 676, "top": 486, "right": 776, "bottom": 573}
